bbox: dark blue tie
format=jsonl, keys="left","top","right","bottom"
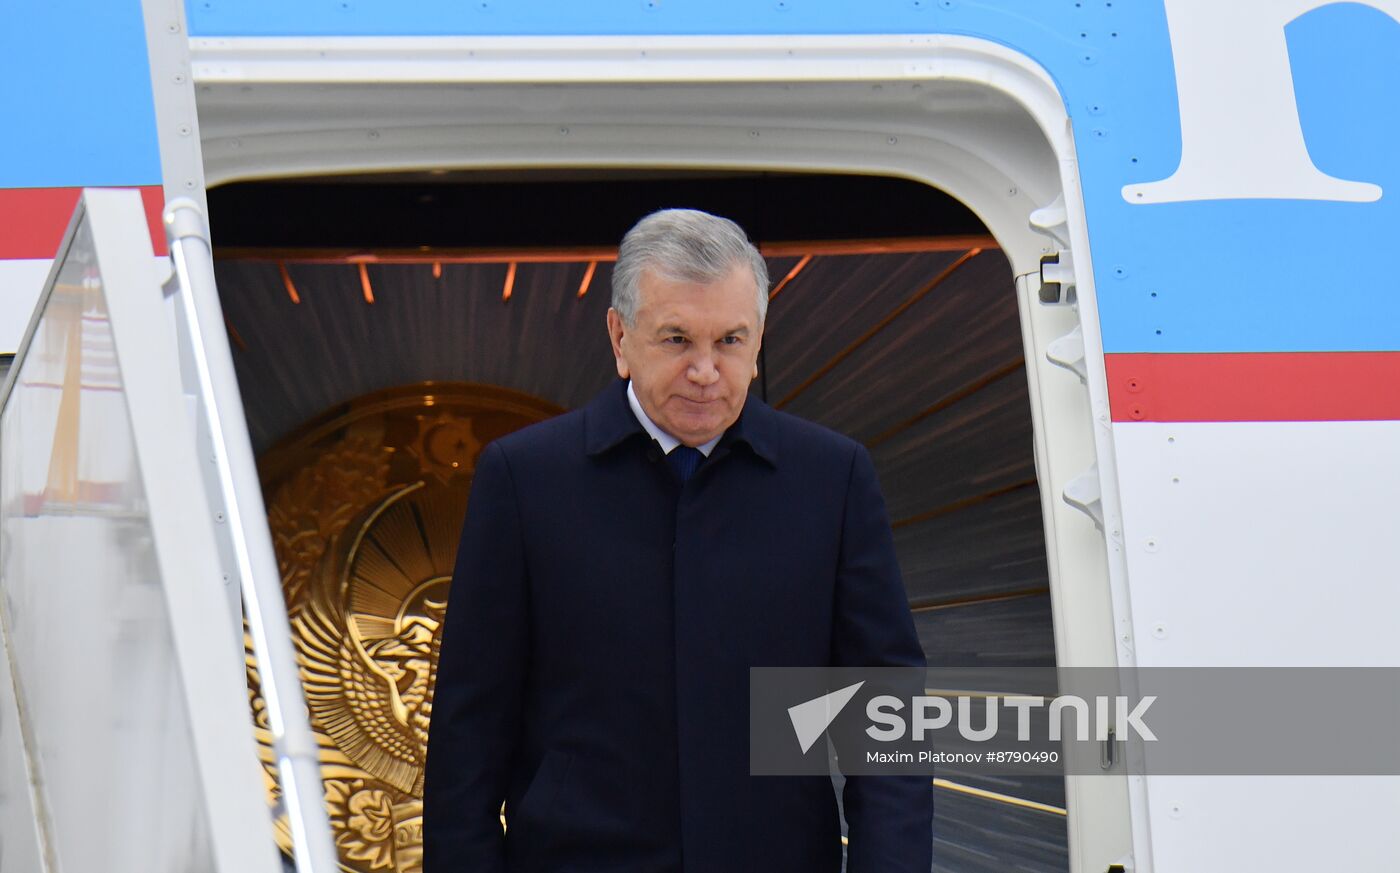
{"left": 666, "top": 445, "right": 704, "bottom": 483}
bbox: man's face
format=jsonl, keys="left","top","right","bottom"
{"left": 607, "top": 264, "right": 763, "bottom": 447}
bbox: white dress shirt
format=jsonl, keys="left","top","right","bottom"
{"left": 626, "top": 380, "right": 722, "bottom": 457}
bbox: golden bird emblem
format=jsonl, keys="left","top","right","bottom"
{"left": 253, "top": 386, "right": 560, "bottom": 872}
{"left": 294, "top": 479, "right": 464, "bottom": 796}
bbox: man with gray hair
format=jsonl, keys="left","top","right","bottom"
{"left": 424, "top": 208, "right": 932, "bottom": 872}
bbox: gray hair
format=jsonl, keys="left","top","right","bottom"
{"left": 611, "top": 208, "right": 769, "bottom": 327}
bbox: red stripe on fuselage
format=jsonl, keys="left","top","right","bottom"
{"left": 0, "top": 186, "right": 166, "bottom": 258}
{"left": 1106, "top": 352, "right": 1400, "bottom": 422}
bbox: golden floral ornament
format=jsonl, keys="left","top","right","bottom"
{"left": 327, "top": 779, "right": 396, "bottom": 870}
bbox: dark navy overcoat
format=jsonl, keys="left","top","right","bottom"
{"left": 423, "top": 377, "right": 931, "bottom": 873}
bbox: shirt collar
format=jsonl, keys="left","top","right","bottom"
{"left": 626, "top": 379, "right": 721, "bottom": 457}
{"left": 584, "top": 376, "right": 778, "bottom": 467}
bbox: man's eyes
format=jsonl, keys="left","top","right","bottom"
{"left": 663, "top": 335, "right": 743, "bottom": 345}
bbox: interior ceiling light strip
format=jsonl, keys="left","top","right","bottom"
{"left": 357, "top": 262, "right": 375, "bottom": 304}
{"left": 909, "top": 586, "right": 1052, "bottom": 614}
{"left": 502, "top": 261, "right": 517, "bottom": 302}
{"left": 277, "top": 261, "right": 301, "bottom": 304}
{"left": 775, "top": 247, "right": 982, "bottom": 409}
{"left": 224, "top": 315, "right": 248, "bottom": 352}
{"left": 767, "top": 254, "right": 811, "bottom": 303}
{"left": 933, "top": 778, "right": 1067, "bottom": 817}
{"left": 865, "top": 358, "right": 1026, "bottom": 449}
{"left": 577, "top": 260, "right": 598, "bottom": 298}
{"left": 892, "top": 478, "right": 1038, "bottom": 530}
{"left": 214, "top": 235, "right": 1000, "bottom": 265}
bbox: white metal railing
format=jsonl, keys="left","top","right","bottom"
{"left": 0, "top": 188, "right": 332, "bottom": 873}
{"left": 162, "top": 197, "right": 338, "bottom": 873}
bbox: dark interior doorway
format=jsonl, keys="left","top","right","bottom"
{"left": 212, "top": 168, "right": 1066, "bottom": 873}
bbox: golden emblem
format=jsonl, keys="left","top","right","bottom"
{"left": 248, "top": 383, "right": 559, "bottom": 872}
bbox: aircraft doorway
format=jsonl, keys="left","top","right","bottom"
{"left": 211, "top": 168, "right": 1068, "bottom": 873}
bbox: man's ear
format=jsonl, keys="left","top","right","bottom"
{"left": 606, "top": 308, "right": 630, "bottom": 379}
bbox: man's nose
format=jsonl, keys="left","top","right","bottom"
{"left": 686, "top": 348, "right": 721, "bottom": 385}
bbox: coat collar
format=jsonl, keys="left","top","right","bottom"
{"left": 584, "top": 377, "right": 778, "bottom": 467}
